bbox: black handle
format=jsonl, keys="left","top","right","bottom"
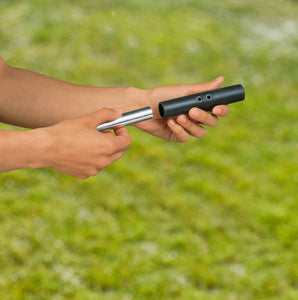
{"left": 159, "top": 84, "right": 245, "bottom": 118}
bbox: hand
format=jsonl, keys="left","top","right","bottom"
{"left": 134, "top": 76, "right": 229, "bottom": 142}
{"left": 42, "top": 108, "right": 131, "bottom": 179}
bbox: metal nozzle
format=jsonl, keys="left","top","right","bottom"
{"left": 96, "top": 107, "right": 153, "bottom": 131}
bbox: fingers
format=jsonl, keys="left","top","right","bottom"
{"left": 184, "top": 76, "right": 224, "bottom": 95}
{"left": 167, "top": 119, "right": 190, "bottom": 142}
{"left": 169, "top": 106, "right": 226, "bottom": 141}
{"left": 80, "top": 149, "right": 127, "bottom": 179}
{"left": 176, "top": 115, "right": 207, "bottom": 138}
{"left": 70, "top": 142, "right": 129, "bottom": 179}
{"left": 83, "top": 108, "right": 132, "bottom": 151}
{"left": 109, "top": 149, "right": 127, "bottom": 164}
{"left": 212, "top": 105, "right": 229, "bottom": 117}
{"left": 188, "top": 108, "right": 219, "bottom": 127}
{"left": 113, "top": 127, "right": 132, "bottom": 151}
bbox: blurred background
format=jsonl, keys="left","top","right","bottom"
{"left": 0, "top": 0, "right": 297, "bottom": 299}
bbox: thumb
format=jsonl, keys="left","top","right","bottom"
{"left": 83, "top": 108, "right": 122, "bottom": 128}
{"left": 154, "top": 76, "right": 225, "bottom": 102}
{"left": 182, "top": 76, "right": 225, "bottom": 95}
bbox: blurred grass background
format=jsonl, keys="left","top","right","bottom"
{"left": 0, "top": 0, "right": 297, "bottom": 299}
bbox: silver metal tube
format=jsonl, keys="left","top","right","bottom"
{"left": 96, "top": 107, "right": 153, "bottom": 131}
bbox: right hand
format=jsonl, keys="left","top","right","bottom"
{"left": 42, "top": 108, "right": 131, "bottom": 179}
{"left": 133, "top": 77, "right": 229, "bottom": 142}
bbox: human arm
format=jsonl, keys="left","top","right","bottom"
{"left": 0, "top": 55, "right": 228, "bottom": 142}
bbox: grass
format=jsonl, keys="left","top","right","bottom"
{"left": 0, "top": 0, "right": 297, "bottom": 299}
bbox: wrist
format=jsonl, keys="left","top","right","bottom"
{"left": 25, "top": 128, "right": 52, "bottom": 169}
{"left": 137, "top": 87, "right": 162, "bottom": 119}
{"left": 120, "top": 86, "right": 145, "bottom": 112}
{"left": 0, "top": 128, "right": 52, "bottom": 173}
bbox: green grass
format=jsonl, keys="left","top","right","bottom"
{"left": 0, "top": 0, "right": 297, "bottom": 299}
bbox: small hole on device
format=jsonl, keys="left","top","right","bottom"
{"left": 197, "top": 96, "right": 202, "bottom": 101}
{"left": 207, "top": 94, "right": 212, "bottom": 100}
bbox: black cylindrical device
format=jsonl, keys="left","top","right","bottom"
{"left": 159, "top": 84, "right": 245, "bottom": 118}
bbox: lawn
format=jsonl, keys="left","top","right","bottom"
{"left": 0, "top": 0, "right": 297, "bottom": 299}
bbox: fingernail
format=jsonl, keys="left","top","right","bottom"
{"left": 214, "top": 107, "right": 222, "bottom": 115}
{"left": 191, "top": 109, "right": 200, "bottom": 118}
{"left": 113, "top": 108, "right": 122, "bottom": 114}
{"left": 168, "top": 119, "right": 176, "bottom": 126}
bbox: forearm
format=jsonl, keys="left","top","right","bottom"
{"left": 0, "top": 60, "right": 141, "bottom": 128}
{"left": 0, "top": 129, "right": 47, "bottom": 172}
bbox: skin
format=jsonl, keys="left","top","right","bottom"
{"left": 0, "top": 55, "right": 228, "bottom": 179}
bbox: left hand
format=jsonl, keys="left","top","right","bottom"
{"left": 133, "top": 76, "right": 229, "bottom": 142}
